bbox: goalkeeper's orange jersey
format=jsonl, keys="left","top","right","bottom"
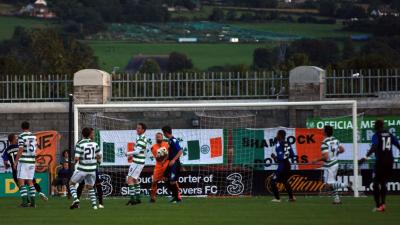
{"left": 151, "top": 141, "right": 170, "bottom": 182}
{"left": 151, "top": 141, "right": 169, "bottom": 167}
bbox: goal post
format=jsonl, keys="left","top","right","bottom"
{"left": 74, "top": 100, "right": 359, "bottom": 197}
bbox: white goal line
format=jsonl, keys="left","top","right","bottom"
{"left": 74, "top": 100, "right": 359, "bottom": 197}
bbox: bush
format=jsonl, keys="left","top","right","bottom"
{"left": 297, "top": 15, "right": 336, "bottom": 24}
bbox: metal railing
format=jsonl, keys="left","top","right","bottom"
{"left": 111, "top": 72, "right": 289, "bottom": 101}
{"left": 325, "top": 69, "right": 400, "bottom": 98}
{"left": 0, "top": 74, "right": 73, "bottom": 102}
{"left": 1, "top": 68, "right": 399, "bottom": 102}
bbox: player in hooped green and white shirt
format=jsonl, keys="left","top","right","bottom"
{"left": 126, "top": 123, "right": 148, "bottom": 205}
{"left": 69, "top": 127, "right": 101, "bottom": 210}
{"left": 15, "top": 121, "right": 38, "bottom": 207}
{"left": 313, "top": 125, "right": 352, "bottom": 204}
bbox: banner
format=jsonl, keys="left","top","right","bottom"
{"left": 253, "top": 169, "right": 400, "bottom": 195}
{"left": 306, "top": 115, "right": 400, "bottom": 143}
{"left": 100, "top": 129, "right": 224, "bottom": 166}
{"left": 235, "top": 128, "right": 325, "bottom": 170}
{"left": 0, "top": 172, "right": 49, "bottom": 197}
{"left": 98, "top": 168, "right": 250, "bottom": 197}
{"left": 0, "top": 135, "right": 7, "bottom": 173}
{"left": 35, "top": 131, "right": 60, "bottom": 175}
{"left": 0, "top": 131, "right": 60, "bottom": 175}
{"left": 306, "top": 115, "right": 400, "bottom": 165}
{"left": 96, "top": 169, "right": 400, "bottom": 196}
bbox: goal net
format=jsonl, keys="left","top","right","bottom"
{"left": 74, "top": 101, "right": 360, "bottom": 198}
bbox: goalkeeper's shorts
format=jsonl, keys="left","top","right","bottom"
{"left": 152, "top": 161, "right": 169, "bottom": 182}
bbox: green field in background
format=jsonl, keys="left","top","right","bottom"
{"left": 0, "top": 16, "right": 52, "bottom": 40}
{"left": 235, "top": 22, "right": 366, "bottom": 38}
{"left": 88, "top": 41, "right": 272, "bottom": 71}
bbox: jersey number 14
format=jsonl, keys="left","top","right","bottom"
{"left": 382, "top": 137, "right": 391, "bottom": 151}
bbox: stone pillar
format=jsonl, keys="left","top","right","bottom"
{"left": 73, "top": 69, "right": 111, "bottom": 104}
{"left": 288, "top": 66, "right": 326, "bottom": 127}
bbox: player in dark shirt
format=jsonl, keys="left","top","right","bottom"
{"left": 270, "top": 130, "right": 296, "bottom": 202}
{"left": 360, "top": 120, "right": 400, "bottom": 212}
{"left": 2, "top": 133, "right": 48, "bottom": 201}
{"left": 162, "top": 126, "right": 182, "bottom": 203}
{"left": 76, "top": 170, "right": 104, "bottom": 208}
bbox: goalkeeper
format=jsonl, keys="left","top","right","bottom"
{"left": 150, "top": 132, "right": 170, "bottom": 202}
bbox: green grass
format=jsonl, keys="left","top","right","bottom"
{"left": 1, "top": 196, "right": 399, "bottom": 225}
{"left": 235, "top": 22, "right": 366, "bottom": 39}
{"left": 88, "top": 41, "right": 273, "bottom": 71}
{"left": 0, "top": 16, "right": 52, "bottom": 41}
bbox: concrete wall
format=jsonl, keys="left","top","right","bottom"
{"left": 0, "top": 67, "right": 399, "bottom": 154}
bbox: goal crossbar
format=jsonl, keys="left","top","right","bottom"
{"left": 74, "top": 100, "right": 359, "bottom": 197}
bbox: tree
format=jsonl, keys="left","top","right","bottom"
{"left": 245, "top": 0, "right": 278, "bottom": 8}
{"left": 342, "top": 38, "right": 356, "bottom": 60}
{"left": 336, "top": 3, "right": 367, "bottom": 19}
{"left": 138, "top": 59, "right": 161, "bottom": 74}
{"left": 226, "top": 10, "right": 238, "bottom": 21}
{"left": 319, "top": 0, "right": 337, "bottom": 17}
{"left": 207, "top": 64, "right": 250, "bottom": 73}
{"left": 167, "top": 52, "right": 194, "bottom": 72}
{"left": 209, "top": 8, "right": 225, "bottom": 22}
{"left": 288, "top": 53, "right": 310, "bottom": 67}
{"left": 0, "top": 27, "right": 98, "bottom": 74}
{"left": 340, "top": 54, "right": 398, "bottom": 69}
{"left": 278, "top": 53, "right": 310, "bottom": 71}
{"left": 253, "top": 48, "right": 277, "bottom": 69}
{"left": 288, "top": 39, "right": 340, "bottom": 66}
{"left": 123, "top": 0, "right": 170, "bottom": 23}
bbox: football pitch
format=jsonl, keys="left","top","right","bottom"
{"left": 1, "top": 196, "right": 399, "bottom": 225}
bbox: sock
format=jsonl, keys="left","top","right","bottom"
{"left": 373, "top": 182, "right": 380, "bottom": 208}
{"left": 271, "top": 180, "right": 280, "bottom": 200}
{"left": 19, "top": 185, "right": 28, "bottom": 205}
{"left": 70, "top": 185, "right": 78, "bottom": 200}
{"left": 29, "top": 186, "right": 36, "bottom": 206}
{"left": 135, "top": 184, "right": 141, "bottom": 200}
{"left": 171, "top": 183, "right": 178, "bottom": 200}
{"left": 129, "top": 185, "right": 136, "bottom": 201}
{"left": 77, "top": 182, "right": 84, "bottom": 199}
{"left": 284, "top": 181, "right": 294, "bottom": 199}
{"left": 88, "top": 188, "right": 97, "bottom": 207}
{"left": 96, "top": 184, "right": 103, "bottom": 205}
{"left": 332, "top": 182, "right": 346, "bottom": 190}
{"left": 175, "top": 183, "right": 181, "bottom": 200}
{"left": 331, "top": 190, "right": 340, "bottom": 202}
{"left": 33, "top": 182, "right": 41, "bottom": 193}
{"left": 380, "top": 181, "right": 387, "bottom": 205}
{"left": 151, "top": 182, "right": 157, "bottom": 200}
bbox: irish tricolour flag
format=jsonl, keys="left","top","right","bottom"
{"left": 99, "top": 129, "right": 224, "bottom": 166}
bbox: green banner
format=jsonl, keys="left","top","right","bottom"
{"left": 103, "top": 142, "right": 115, "bottom": 163}
{"left": 187, "top": 140, "right": 201, "bottom": 160}
{"left": 232, "top": 128, "right": 264, "bottom": 166}
{"left": 0, "top": 172, "right": 49, "bottom": 197}
{"left": 306, "top": 115, "right": 400, "bottom": 143}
